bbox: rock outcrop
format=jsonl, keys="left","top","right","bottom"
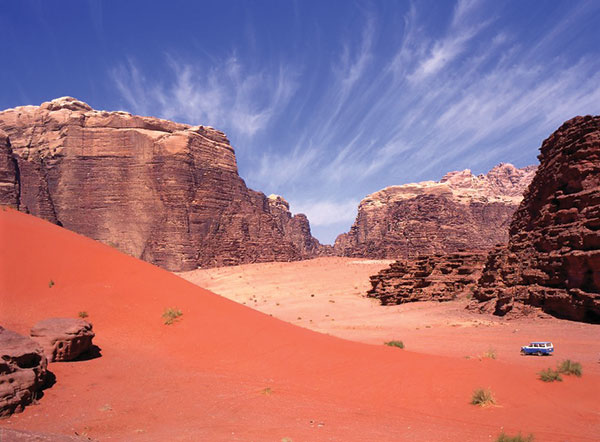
{"left": 30, "top": 318, "right": 95, "bottom": 362}
{"left": 334, "top": 164, "right": 536, "bottom": 258}
{"left": 473, "top": 116, "right": 600, "bottom": 322}
{"left": 367, "top": 251, "right": 486, "bottom": 305}
{"left": 0, "top": 129, "right": 19, "bottom": 207}
{"left": 0, "top": 97, "right": 323, "bottom": 271}
{"left": 0, "top": 326, "right": 48, "bottom": 417}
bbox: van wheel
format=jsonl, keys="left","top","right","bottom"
{"left": 536, "top": 351, "right": 543, "bottom": 356}
{"left": 520, "top": 350, "right": 525, "bottom": 356}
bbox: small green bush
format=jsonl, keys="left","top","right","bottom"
{"left": 48, "top": 279, "right": 55, "bottom": 288}
{"left": 538, "top": 368, "right": 562, "bottom": 382}
{"left": 78, "top": 311, "right": 89, "bottom": 319}
{"left": 557, "top": 359, "right": 582, "bottom": 377}
{"left": 384, "top": 340, "right": 404, "bottom": 349}
{"left": 162, "top": 307, "right": 183, "bottom": 325}
{"left": 496, "top": 431, "right": 534, "bottom": 442}
{"left": 471, "top": 388, "right": 495, "bottom": 406}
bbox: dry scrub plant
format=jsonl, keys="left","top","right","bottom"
{"left": 496, "top": 432, "right": 534, "bottom": 442}
{"left": 557, "top": 359, "right": 582, "bottom": 377}
{"left": 471, "top": 388, "right": 495, "bottom": 406}
{"left": 482, "top": 347, "right": 497, "bottom": 359}
{"left": 384, "top": 340, "right": 405, "bottom": 349}
{"left": 538, "top": 368, "right": 562, "bottom": 382}
{"left": 162, "top": 307, "right": 183, "bottom": 325}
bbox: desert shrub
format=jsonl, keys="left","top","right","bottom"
{"left": 557, "top": 359, "right": 582, "bottom": 377}
{"left": 496, "top": 431, "right": 534, "bottom": 442}
{"left": 384, "top": 340, "right": 404, "bottom": 349}
{"left": 538, "top": 368, "right": 562, "bottom": 382}
{"left": 162, "top": 307, "right": 183, "bottom": 325}
{"left": 78, "top": 311, "right": 89, "bottom": 319}
{"left": 261, "top": 387, "right": 273, "bottom": 395}
{"left": 471, "top": 388, "right": 495, "bottom": 406}
{"left": 48, "top": 279, "right": 55, "bottom": 288}
{"left": 483, "top": 347, "right": 497, "bottom": 359}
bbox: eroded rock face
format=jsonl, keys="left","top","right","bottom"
{"left": 473, "top": 116, "right": 600, "bottom": 322}
{"left": 30, "top": 318, "right": 94, "bottom": 362}
{"left": 334, "top": 164, "right": 536, "bottom": 259}
{"left": 0, "top": 129, "right": 18, "bottom": 207}
{"left": 367, "top": 251, "right": 486, "bottom": 305}
{"left": 0, "top": 326, "right": 48, "bottom": 417}
{"left": 0, "top": 97, "right": 324, "bottom": 271}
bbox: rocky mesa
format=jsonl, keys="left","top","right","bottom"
{"left": 473, "top": 116, "right": 600, "bottom": 322}
{"left": 0, "top": 97, "right": 323, "bottom": 271}
{"left": 334, "top": 163, "right": 536, "bottom": 259}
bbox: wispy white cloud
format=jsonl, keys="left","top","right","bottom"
{"left": 251, "top": 145, "right": 320, "bottom": 191}
{"left": 290, "top": 198, "right": 359, "bottom": 227}
{"left": 111, "top": 55, "right": 297, "bottom": 138}
{"left": 108, "top": 0, "right": 600, "bottom": 243}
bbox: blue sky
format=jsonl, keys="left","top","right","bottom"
{"left": 2, "top": 1, "right": 599, "bottom": 243}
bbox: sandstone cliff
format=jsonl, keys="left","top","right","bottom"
{"left": 473, "top": 116, "right": 600, "bottom": 322}
{"left": 334, "top": 164, "right": 536, "bottom": 258}
{"left": 0, "top": 97, "right": 322, "bottom": 271}
{"left": 368, "top": 251, "right": 487, "bottom": 305}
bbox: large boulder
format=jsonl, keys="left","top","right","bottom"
{"left": 0, "top": 97, "right": 325, "bottom": 271}
{"left": 473, "top": 116, "right": 600, "bottom": 322}
{"left": 334, "top": 163, "right": 536, "bottom": 259}
{"left": 30, "top": 318, "right": 95, "bottom": 362}
{"left": 0, "top": 326, "right": 48, "bottom": 417}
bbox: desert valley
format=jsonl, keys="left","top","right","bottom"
{"left": 0, "top": 97, "right": 599, "bottom": 442}
{"left": 2, "top": 2, "right": 600, "bottom": 441}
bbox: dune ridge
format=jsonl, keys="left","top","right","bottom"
{"left": 0, "top": 208, "right": 598, "bottom": 441}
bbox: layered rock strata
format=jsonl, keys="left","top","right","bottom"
{"left": 30, "top": 318, "right": 95, "bottom": 362}
{"left": 334, "top": 164, "right": 536, "bottom": 258}
{"left": 473, "top": 116, "right": 600, "bottom": 322}
{"left": 0, "top": 97, "right": 323, "bottom": 271}
{"left": 0, "top": 326, "right": 48, "bottom": 417}
{"left": 367, "top": 251, "right": 486, "bottom": 305}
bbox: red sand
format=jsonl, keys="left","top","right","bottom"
{"left": 1, "top": 208, "right": 599, "bottom": 441}
{"left": 179, "top": 259, "right": 600, "bottom": 374}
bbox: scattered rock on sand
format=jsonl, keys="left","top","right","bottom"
{"left": 0, "top": 326, "right": 48, "bottom": 417}
{"left": 30, "top": 318, "right": 95, "bottom": 362}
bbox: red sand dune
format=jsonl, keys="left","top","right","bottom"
{"left": 0, "top": 208, "right": 598, "bottom": 441}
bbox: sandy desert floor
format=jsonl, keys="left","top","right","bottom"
{"left": 1, "top": 209, "right": 599, "bottom": 441}
{"left": 179, "top": 258, "right": 600, "bottom": 373}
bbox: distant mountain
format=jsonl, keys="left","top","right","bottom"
{"left": 334, "top": 163, "right": 536, "bottom": 258}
